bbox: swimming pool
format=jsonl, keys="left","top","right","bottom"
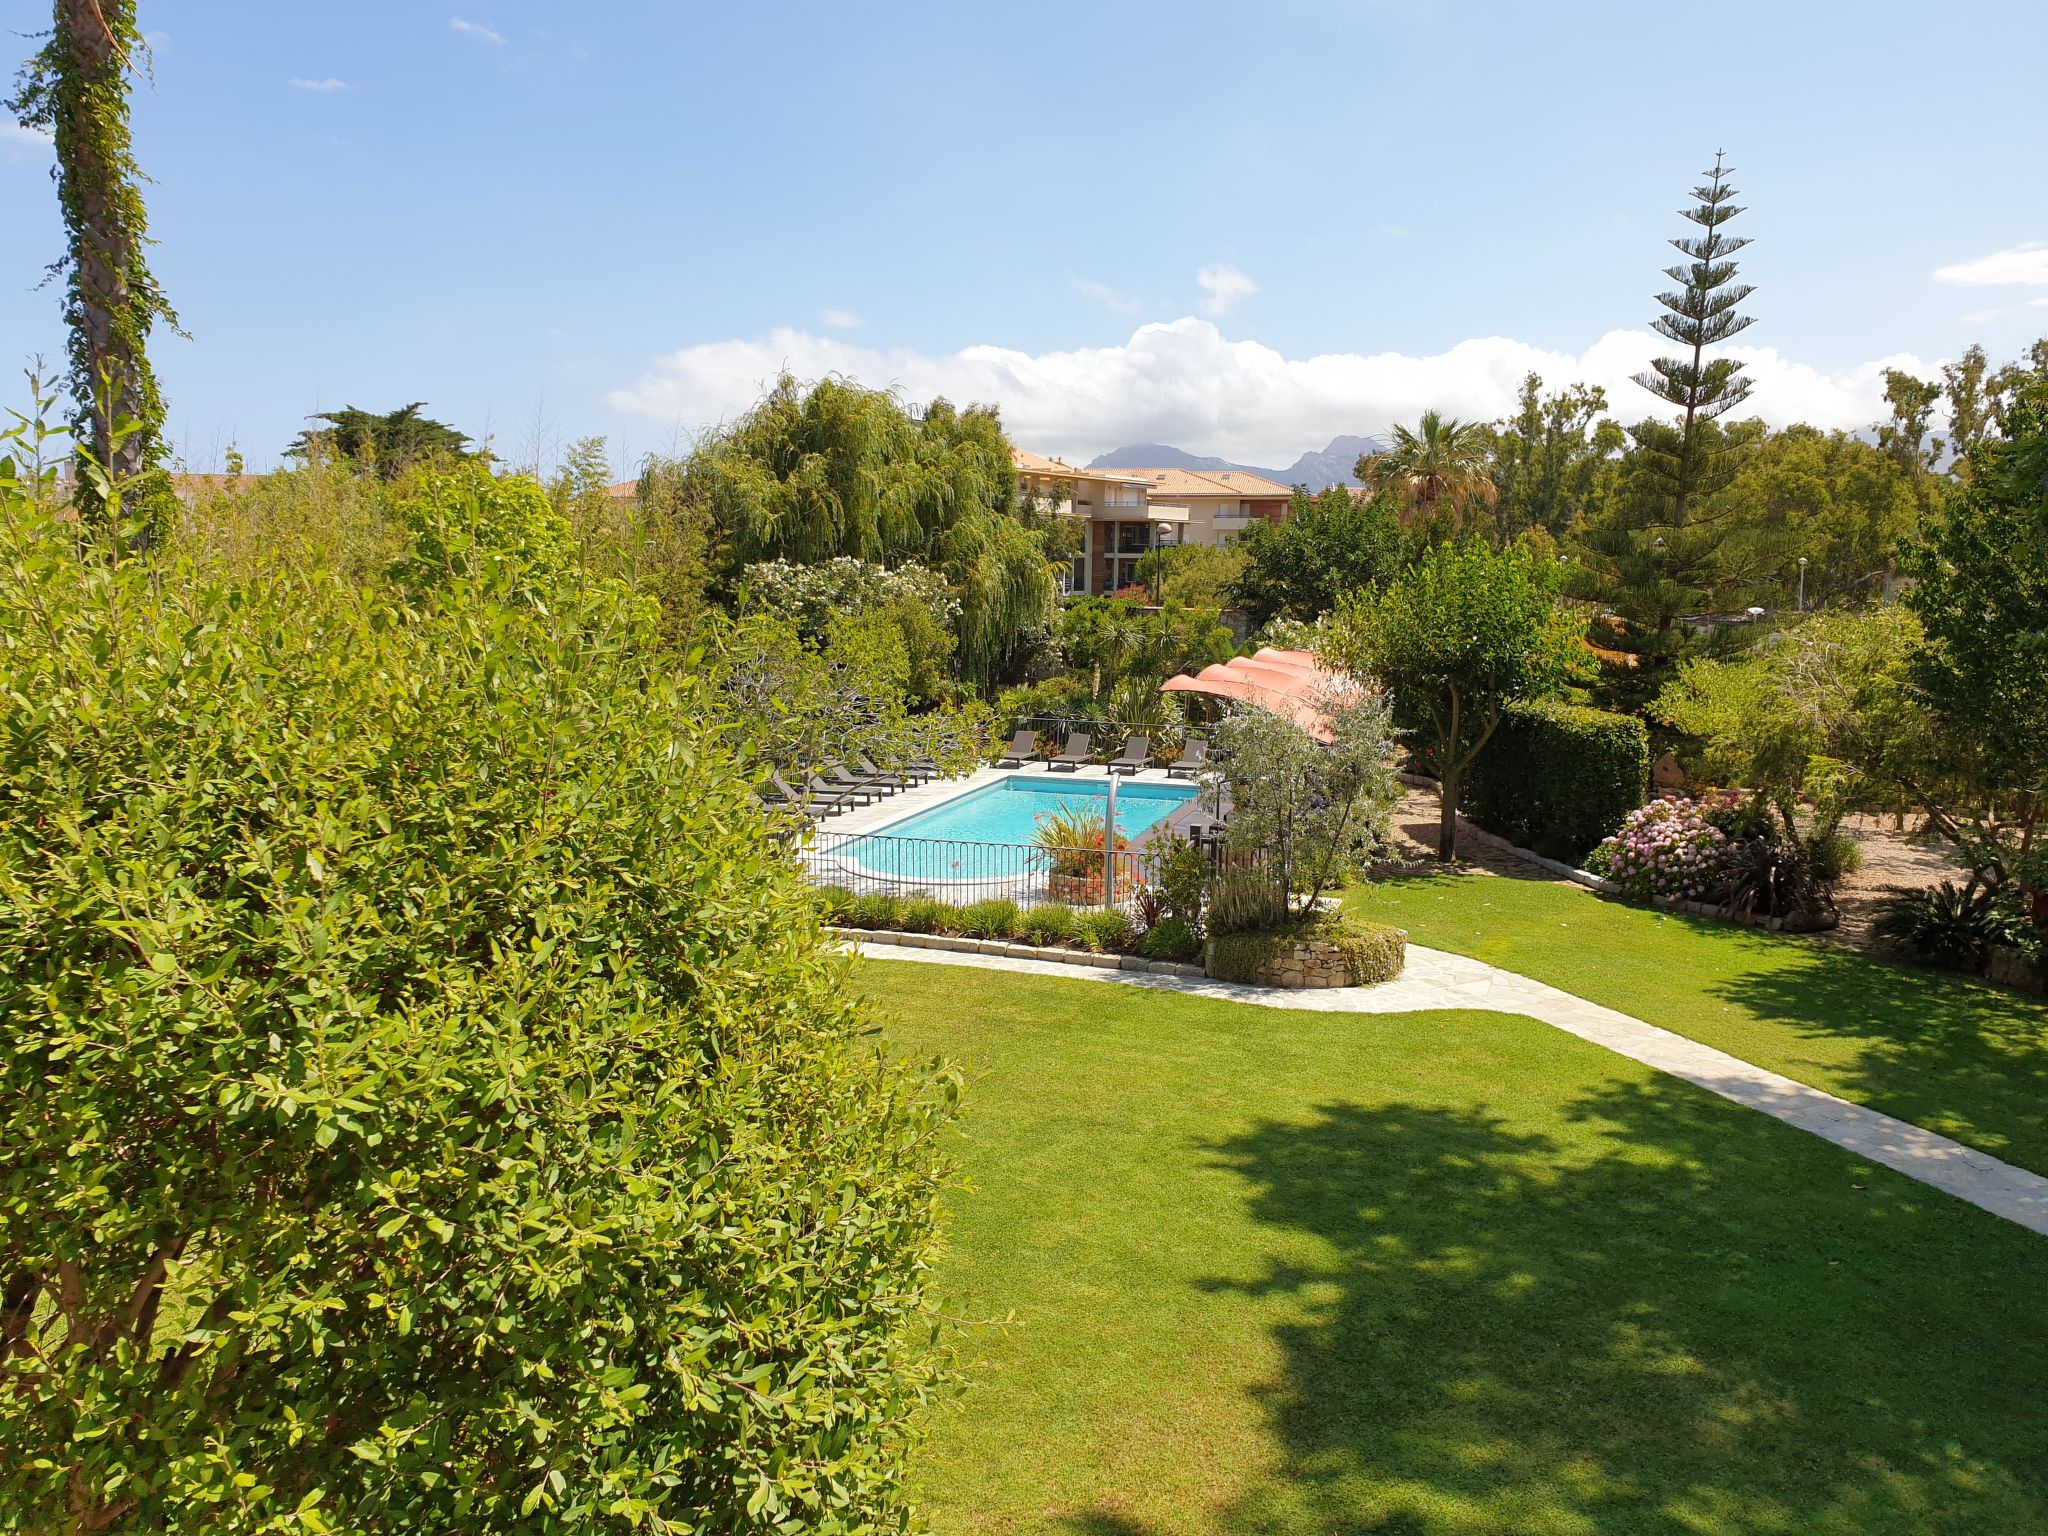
{"left": 818, "top": 774, "right": 1198, "bottom": 887}
{"left": 880, "top": 774, "right": 1195, "bottom": 844}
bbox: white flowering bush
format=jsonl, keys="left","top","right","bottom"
{"left": 1597, "top": 796, "right": 1731, "bottom": 901}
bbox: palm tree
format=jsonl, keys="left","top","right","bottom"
{"left": 1356, "top": 411, "right": 1498, "bottom": 530}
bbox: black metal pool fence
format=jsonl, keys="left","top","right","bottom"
{"left": 801, "top": 824, "right": 1267, "bottom": 913}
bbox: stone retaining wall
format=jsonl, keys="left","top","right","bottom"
{"left": 827, "top": 926, "right": 1206, "bottom": 979}
{"left": 1249, "top": 937, "right": 1356, "bottom": 989}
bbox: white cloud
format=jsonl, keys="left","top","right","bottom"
{"left": 1195, "top": 263, "right": 1257, "bottom": 317}
{"left": 290, "top": 77, "right": 348, "bottom": 92}
{"left": 1933, "top": 243, "right": 2048, "bottom": 287}
{"left": 450, "top": 17, "right": 506, "bottom": 44}
{"left": 2, "top": 121, "right": 54, "bottom": 159}
{"left": 2030, "top": 296, "right": 2048, "bottom": 309}
{"left": 820, "top": 309, "right": 862, "bottom": 330}
{"left": 608, "top": 316, "right": 1933, "bottom": 466}
{"left": 1072, "top": 277, "right": 1140, "bottom": 315}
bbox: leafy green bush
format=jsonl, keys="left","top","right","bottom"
{"left": 1134, "top": 916, "right": 1201, "bottom": 963}
{"left": 847, "top": 892, "right": 906, "bottom": 930}
{"left": 1077, "top": 908, "right": 1136, "bottom": 953}
{"left": 1017, "top": 904, "right": 1082, "bottom": 947}
{"left": 817, "top": 884, "right": 858, "bottom": 923}
{"left": 897, "top": 895, "right": 949, "bottom": 933}
{"left": 0, "top": 508, "right": 953, "bottom": 1532}
{"left": 1206, "top": 866, "right": 1290, "bottom": 935}
{"left": 1466, "top": 699, "right": 1650, "bottom": 860}
{"left": 959, "top": 898, "right": 1021, "bottom": 940}
{"left": 1873, "top": 882, "right": 1995, "bottom": 969}
{"left": 388, "top": 458, "right": 575, "bottom": 596}
{"left": 1143, "top": 839, "right": 1209, "bottom": 929}
{"left": 1207, "top": 913, "right": 1406, "bottom": 986}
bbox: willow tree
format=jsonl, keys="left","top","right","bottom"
{"left": 10, "top": 0, "right": 178, "bottom": 533}
{"left": 680, "top": 375, "right": 1057, "bottom": 688}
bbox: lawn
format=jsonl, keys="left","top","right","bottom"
{"left": 857, "top": 958, "right": 2048, "bottom": 1536}
{"left": 1347, "top": 872, "right": 2048, "bottom": 1175}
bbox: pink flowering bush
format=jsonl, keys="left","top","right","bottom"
{"left": 1596, "top": 796, "right": 1731, "bottom": 901}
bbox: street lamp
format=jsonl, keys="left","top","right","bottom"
{"left": 1797, "top": 556, "right": 1808, "bottom": 613}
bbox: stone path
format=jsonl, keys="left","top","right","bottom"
{"left": 846, "top": 937, "right": 2048, "bottom": 1238}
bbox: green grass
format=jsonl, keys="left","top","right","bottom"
{"left": 859, "top": 960, "right": 2048, "bottom": 1535}
{"left": 1347, "top": 872, "right": 2048, "bottom": 1174}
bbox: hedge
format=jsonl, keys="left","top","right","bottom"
{"left": 1466, "top": 699, "right": 1650, "bottom": 859}
{"left": 0, "top": 506, "right": 953, "bottom": 1533}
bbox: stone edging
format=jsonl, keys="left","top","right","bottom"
{"left": 826, "top": 926, "right": 1206, "bottom": 979}
{"left": 1394, "top": 772, "right": 1805, "bottom": 932}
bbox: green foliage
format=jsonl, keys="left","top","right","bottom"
{"left": 1486, "top": 374, "right": 1626, "bottom": 541}
{"left": 1211, "top": 689, "right": 1400, "bottom": 917}
{"left": 1899, "top": 367, "right": 2048, "bottom": 889}
{"left": 1077, "top": 908, "right": 1135, "bottom": 954}
{"left": 1057, "top": 594, "right": 1235, "bottom": 700}
{"left": 741, "top": 556, "right": 958, "bottom": 703}
{"left": 0, "top": 502, "right": 953, "bottom": 1532}
{"left": 1032, "top": 804, "right": 1122, "bottom": 879}
{"left": 1656, "top": 607, "right": 1932, "bottom": 841}
{"left": 1143, "top": 838, "right": 1209, "bottom": 929}
{"left": 1134, "top": 916, "right": 1201, "bottom": 963}
{"left": 1357, "top": 411, "right": 1498, "bottom": 537}
{"left": 1205, "top": 913, "right": 1405, "bottom": 986}
{"left": 898, "top": 896, "right": 949, "bottom": 934}
{"left": 847, "top": 892, "right": 906, "bottom": 930}
{"left": 388, "top": 459, "right": 576, "bottom": 596}
{"left": 1466, "top": 700, "right": 1650, "bottom": 859}
{"left": 9, "top": 0, "right": 179, "bottom": 519}
{"left": 679, "top": 376, "right": 1055, "bottom": 688}
{"left": 1328, "top": 538, "right": 1588, "bottom": 860}
{"left": 816, "top": 884, "right": 857, "bottom": 923}
{"left": 1132, "top": 541, "right": 1245, "bottom": 610}
{"left": 1206, "top": 866, "right": 1291, "bottom": 937}
{"left": 958, "top": 899, "right": 1022, "bottom": 940}
{"left": 286, "top": 403, "right": 475, "bottom": 478}
{"left": 1016, "top": 904, "right": 1082, "bottom": 948}
{"left": 1229, "top": 485, "right": 1404, "bottom": 626}
{"left": 1873, "top": 883, "right": 1999, "bottom": 971}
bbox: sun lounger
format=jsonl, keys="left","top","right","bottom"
{"left": 768, "top": 769, "right": 848, "bottom": 813}
{"left": 996, "top": 728, "right": 1038, "bottom": 769}
{"left": 1048, "top": 731, "right": 1093, "bottom": 772}
{"left": 1107, "top": 733, "right": 1149, "bottom": 775}
{"left": 1166, "top": 734, "right": 1208, "bottom": 778}
{"left": 855, "top": 752, "right": 921, "bottom": 789}
{"left": 802, "top": 771, "right": 872, "bottom": 810}
{"left": 823, "top": 760, "right": 892, "bottom": 798}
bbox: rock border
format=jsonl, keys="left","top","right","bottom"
{"left": 828, "top": 925, "right": 1207, "bottom": 979}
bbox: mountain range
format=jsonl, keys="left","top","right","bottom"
{"left": 1085, "top": 433, "right": 1384, "bottom": 491}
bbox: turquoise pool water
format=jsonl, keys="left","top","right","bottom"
{"left": 827, "top": 775, "right": 1197, "bottom": 883}
{"left": 880, "top": 775, "right": 1195, "bottom": 844}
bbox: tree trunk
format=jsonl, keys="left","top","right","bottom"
{"left": 1438, "top": 766, "right": 1459, "bottom": 863}
{"left": 56, "top": 0, "right": 149, "bottom": 484}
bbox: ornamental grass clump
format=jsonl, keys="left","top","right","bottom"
{"left": 1597, "top": 796, "right": 1731, "bottom": 901}
{"left": 0, "top": 485, "right": 955, "bottom": 1532}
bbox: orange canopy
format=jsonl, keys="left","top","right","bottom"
{"left": 1160, "top": 647, "right": 1351, "bottom": 742}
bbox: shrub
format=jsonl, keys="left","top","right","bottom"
{"left": 389, "top": 458, "right": 575, "bottom": 596}
{"left": 1596, "top": 797, "right": 1731, "bottom": 901}
{"left": 1017, "top": 904, "right": 1083, "bottom": 947}
{"left": 1206, "top": 865, "right": 1290, "bottom": 935}
{"left": 897, "top": 895, "right": 948, "bottom": 934}
{"left": 1077, "top": 908, "right": 1136, "bottom": 953}
{"left": 817, "top": 884, "right": 858, "bottom": 923}
{"left": 1206, "top": 913, "right": 1405, "bottom": 985}
{"left": 1873, "top": 882, "right": 1994, "bottom": 969}
{"left": 847, "top": 892, "right": 905, "bottom": 930}
{"left": 958, "top": 898, "right": 1022, "bottom": 940}
{"left": 1143, "top": 838, "right": 1209, "bottom": 929}
{"left": 1032, "top": 804, "right": 1124, "bottom": 878}
{"left": 0, "top": 509, "right": 953, "bottom": 1532}
{"left": 1134, "top": 916, "right": 1201, "bottom": 963}
{"left": 1466, "top": 699, "right": 1650, "bottom": 859}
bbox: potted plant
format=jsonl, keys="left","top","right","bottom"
{"left": 1033, "top": 804, "right": 1127, "bottom": 905}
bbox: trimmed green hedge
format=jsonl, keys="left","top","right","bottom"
{"left": 1466, "top": 699, "right": 1650, "bottom": 860}
{"left": 1207, "top": 913, "right": 1406, "bottom": 986}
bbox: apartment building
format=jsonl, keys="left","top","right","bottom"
{"left": 1012, "top": 449, "right": 1292, "bottom": 596}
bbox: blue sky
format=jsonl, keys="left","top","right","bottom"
{"left": 4, "top": 0, "right": 2046, "bottom": 472}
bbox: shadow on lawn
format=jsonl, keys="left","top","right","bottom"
{"left": 1707, "top": 942, "right": 2048, "bottom": 1164}
{"left": 1192, "top": 1079, "right": 2048, "bottom": 1535}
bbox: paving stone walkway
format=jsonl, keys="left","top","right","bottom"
{"left": 846, "top": 937, "right": 2048, "bottom": 1238}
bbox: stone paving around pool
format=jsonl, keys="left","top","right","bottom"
{"left": 844, "top": 936, "right": 2048, "bottom": 1240}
